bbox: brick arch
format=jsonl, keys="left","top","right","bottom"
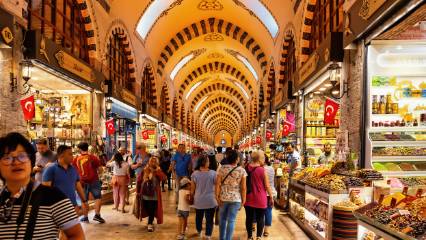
{"left": 141, "top": 64, "right": 157, "bottom": 107}
{"left": 209, "top": 118, "right": 238, "bottom": 132}
{"left": 157, "top": 17, "right": 268, "bottom": 77}
{"left": 198, "top": 96, "right": 244, "bottom": 118}
{"left": 204, "top": 112, "right": 240, "bottom": 130}
{"left": 279, "top": 29, "right": 296, "bottom": 90}
{"left": 211, "top": 123, "right": 237, "bottom": 136}
{"left": 172, "top": 97, "right": 179, "bottom": 122}
{"left": 200, "top": 105, "right": 242, "bottom": 123}
{"left": 189, "top": 83, "right": 247, "bottom": 111}
{"left": 266, "top": 61, "right": 275, "bottom": 102}
{"left": 180, "top": 105, "right": 185, "bottom": 126}
{"left": 178, "top": 61, "right": 254, "bottom": 100}
{"left": 160, "top": 84, "right": 171, "bottom": 115}
{"left": 299, "top": 0, "right": 317, "bottom": 64}
{"left": 75, "top": 0, "right": 97, "bottom": 61}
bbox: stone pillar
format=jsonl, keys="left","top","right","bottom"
{"left": 0, "top": 26, "right": 27, "bottom": 136}
{"left": 340, "top": 42, "right": 365, "bottom": 157}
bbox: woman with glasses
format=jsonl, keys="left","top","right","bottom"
{"left": 0, "top": 132, "right": 85, "bottom": 240}
{"left": 134, "top": 156, "right": 166, "bottom": 232}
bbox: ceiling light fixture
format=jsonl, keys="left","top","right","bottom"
{"left": 319, "top": 87, "right": 326, "bottom": 91}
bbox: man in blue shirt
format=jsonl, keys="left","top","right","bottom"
{"left": 171, "top": 144, "right": 191, "bottom": 203}
{"left": 131, "top": 143, "right": 150, "bottom": 177}
{"left": 43, "top": 145, "right": 88, "bottom": 215}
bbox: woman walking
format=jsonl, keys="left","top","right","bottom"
{"left": 261, "top": 154, "right": 277, "bottom": 237}
{"left": 216, "top": 150, "right": 247, "bottom": 240}
{"left": 107, "top": 152, "right": 130, "bottom": 213}
{"left": 244, "top": 151, "right": 274, "bottom": 240}
{"left": 0, "top": 132, "right": 85, "bottom": 239}
{"left": 135, "top": 156, "right": 166, "bottom": 232}
{"left": 191, "top": 155, "right": 217, "bottom": 239}
{"left": 160, "top": 150, "right": 172, "bottom": 192}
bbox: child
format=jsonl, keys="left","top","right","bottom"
{"left": 177, "top": 177, "right": 192, "bottom": 240}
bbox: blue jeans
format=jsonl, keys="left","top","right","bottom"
{"left": 219, "top": 202, "right": 241, "bottom": 240}
{"left": 195, "top": 208, "right": 215, "bottom": 236}
{"left": 83, "top": 180, "right": 102, "bottom": 200}
{"left": 265, "top": 204, "right": 273, "bottom": 226}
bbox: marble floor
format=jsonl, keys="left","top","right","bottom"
{"left": 82, "top": 191, "right": 310, "bottom": 240}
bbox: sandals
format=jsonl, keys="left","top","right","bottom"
{"left": 263, "top": 231, "right": 270, "bottom": 237}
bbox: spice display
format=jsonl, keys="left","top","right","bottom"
{"left": 357, "top": 169, "right": 384, "bottom": 180}
{"left": 372, "top": 147, "right": 426, "bottom": 156}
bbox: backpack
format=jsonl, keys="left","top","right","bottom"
{"left": 246, "top": 166, "right": 258, "bottom": 195}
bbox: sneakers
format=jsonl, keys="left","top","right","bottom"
{"left": 93, "top": 214, "right": 106, "bottom": 223}
{"left": 176, "top": 234, "right": 184, "bottom": 240}
{"left": 147, "top": 224, "right": 154, "bottom": 232}
{"left": 80, "top": 216, "right": 89, "bottom": 223}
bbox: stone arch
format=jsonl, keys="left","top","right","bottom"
{"left": 157, "top": 17, "right": 268, "bottom": 77}
{"left": 266, "top": 61, "right": 276, "bottom": 102}
{"left": 160, "top": 84, "right": 171, "bottom": 116}
{"left": 75, "top": 0, "right": 97, "bottom": 62}
{"left": 141, "top": 63, "right": 157, "bottom": 107}
{"left": 299, "top": 0, "right": 317, "bottom": 65}
{"left": 279, "top": 25, "right": 297, "bottom": 90}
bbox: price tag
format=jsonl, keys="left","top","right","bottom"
{"left": 399, "top": 210, "right": 410, "bottom": 216}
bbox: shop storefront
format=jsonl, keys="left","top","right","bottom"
{"left": 23, "top": 31, "right": 104, "bottom": 151}
{"left": 139, "top": 113, "right": 159, "bottom": 154}
{"left": 171, "top": 127, "right": 181, "bottom": 151}
{"left": 158, "top": 122, "right": 172, "bottom": 150}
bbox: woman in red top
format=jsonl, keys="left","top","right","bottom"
{"left": 244, "top": 151, "right": 274, "bottom": 240}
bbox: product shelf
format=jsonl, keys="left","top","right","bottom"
{"left": 380, "top": 171, "right": 426, "bottom": 177}
{"left": 371, "top": 141, "right": 426, "bottom": 147}
{"left": 369, "top": 127, "right": 426, "bottom": 132}
{"left": 304, "top": 205, "right": 328, "bottom": 223}
{"left": 372, "top": 156, "right": 426, "bottom": 162}
{"left": 304, "top": 221, "right": 326, "bottom": 240}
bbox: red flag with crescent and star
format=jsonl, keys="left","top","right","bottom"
{"left": 324, "top": 97, "right": 340, "bottom": 125}
{"left": 142, "top": 130, "right": 149, "bottom": 140}
{"left": 282, "top": 121, "right": 292, "bottom": 137}
{"left": 20, "top": 95, "right": 35, "bottom": 121}
{"left": 265, "top": 130, "right": 272, "bottom": 141}
{"left": 105, "top": 119, "right": 115, "bottom": 135}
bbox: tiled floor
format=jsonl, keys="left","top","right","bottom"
{"left": 82, "top": 191, "right": 310, "bottom": 240}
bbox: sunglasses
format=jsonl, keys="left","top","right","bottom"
{"left": 0, "top": 153, "right": 30, "bottom": 165}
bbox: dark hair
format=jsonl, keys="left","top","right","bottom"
{"left": 226, "top": 150, "right": 239, "bottom": 164}
{"left": 36, "top": 138, "right": 48, "bottom": 145}
{"left": 77, "top": 142, "right": 89, "bottom": 151}
{"left": 113, "top": 152, "right": 124, "bottom": 168}
{"left": 226, "top": 147, "right": 232, "bottom": 153}
{"left": 195, "top": 155, "right": 209, "bottom": 171}
{"left": 57, "top": 145, "right": 72, "bottom": 157}
{"left": 216, "top": 147, "right": 222, "bottom": 152}
{"left": 0, "top": 132, "right": 36, "bottom": 181}
{"left": 234, "top": 145, "right": 239, "bottom": 150}
{"left": 264, "top": 154, "right": 271, "bottom": 166}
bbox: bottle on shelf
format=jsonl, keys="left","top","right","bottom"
{"left": 386, "top": 94, "right": 393, "bottom": 114}
{"left": 372, "top": 95, "right": 378, "bottom": 114}
{"left": 379, "top": 95, "right": 386, "bottom": 114}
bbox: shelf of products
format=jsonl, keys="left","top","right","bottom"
{"left": 358, "top": 220, "right": 398, "bottom": 240}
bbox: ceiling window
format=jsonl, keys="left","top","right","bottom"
{"left": 238, "top": 0, "right": 279, "bottom": 38}
{"left": 170, "top": 53, "right": 194, "bottom": 80}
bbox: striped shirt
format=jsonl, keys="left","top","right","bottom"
{"left": 0, "top": 185, "right": 79, "bottom": 240}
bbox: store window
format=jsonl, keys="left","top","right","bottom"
{"left": 309, "top": 0, "right": 344, "bottom": 53}
{"left": 106, "top": 32, "right": 133, "bottom": 92}
{"left": 141, "top": 66, "right": 156, "bottom": 107}
{"left": 28, "top": 0, "right": 90, "bottom": 63}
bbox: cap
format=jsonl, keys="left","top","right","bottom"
{"left": 179, "top": 177, "right": 191, "bottom": 187}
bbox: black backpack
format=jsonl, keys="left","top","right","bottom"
{"left": 246, "top": 166, "right": 258, "bottom": 194}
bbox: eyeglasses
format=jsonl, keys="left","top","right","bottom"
{"left": 0, "top": 153, "right": 30, "bottom": 165}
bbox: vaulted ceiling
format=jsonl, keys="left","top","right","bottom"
{"left": 109, "top": 0, "right": 293, "bottom": 142}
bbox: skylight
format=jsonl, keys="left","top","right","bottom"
{"left": 239, "top": 0, "right": 279, "bottom": 38}
{"left": 170, "top": 53, "right": 194, "bottom": 80}
{"left": 136, "top": 0, "right": 177, "bottom": 40}
{"left": 194, "top": 95, "right": 209, "bottom": 112}
{"left": 233, "top": 81, "right": 249, "bottom": 99}
{"left": 185, "top": 81, "right": 204, "bottom": 100}
{"left": 236, "top": 54, "right": 258, "bottom": 81}
{"left": 200, "top": 107, "right": 209, "bottom": 119}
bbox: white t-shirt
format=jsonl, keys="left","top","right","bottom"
{"left": 178, "top": 189, "right": 190, "bottom": 211}
{"left": 108, "top": 161, "right": 129, "bottom": 176}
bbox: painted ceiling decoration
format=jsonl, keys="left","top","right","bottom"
{"left": 207, "top": 52, "right": 225, "bottom": 59}
{"left": 204, "top": 33, "right": 225, "bottom": 41}
{"left": 170, "top": 48, "right": 206, "bottom": 80}
{"left": 156, "top": 17, "right": 267, "bottom": 77}
{"left": 225, "top": 49, "right": 259, "bottom": 81}
{"left": 188, "top": 84, "right": 247, "bottom": 111}
{"left": 197, "top": 96, "right": 245, "bottom": 117}
{"left": 200, "top": 105, "right": 242, "bottom": 123}
{"left": 205, "top": 113, "right": 239, "bottom": 131}
{"left": 198, "top": 0, "right": 224, "bottom": 11}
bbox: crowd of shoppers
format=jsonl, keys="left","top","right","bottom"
{"left": 0, "top": 130, "right": 281, "bottom": 239}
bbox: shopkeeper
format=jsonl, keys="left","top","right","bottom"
{"left": 285, "top": 143, "right": 301, "bottom": 175}
{"left": 317, "top": 143, "right": 335, "bottom": 165}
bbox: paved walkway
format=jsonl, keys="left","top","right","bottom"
{"left": 82, "top": 191, "right": 309, "bottom": 240}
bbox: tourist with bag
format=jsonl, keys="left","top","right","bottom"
{"left": 244, "top": 151, "right": 274, "bottom": 240}
{"left": 215, "top": 150, "right": 247, "bottom": 240}
{"left": 107, "top": 152, "right": 130, "bottom": 213}
{"left": 0, "top": 132, "right": 85, "bottom": 240}
{"left": 134, "top": 156, "right": 166, "bottom": 232}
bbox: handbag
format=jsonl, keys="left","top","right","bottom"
{"left": 142, "top": 179, "right": 155, "bottom": 197}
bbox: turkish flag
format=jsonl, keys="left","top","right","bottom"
{"left": 142, "top": 130, "right": 149, "bottom": 140}
{"left": 105, "top": 119, "right": 115, "bottom": 135}
{"left": 265, "top": 130, "right": 273, "bottom": 141}
{"left": 256, "top": 136, "right": 261, "bottom": 144}
{"left": 324, "top": 98, "right": 340, "bottom": 125}
{"left": 20, "top": 95, "right": 35, "bottom": 121}
{"left": 282, "top": 121, "right": 292, "bottom": 137}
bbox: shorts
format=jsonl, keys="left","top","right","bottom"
{"left": 83, "top": 180, "right": 102, "bottom": 200}
{"left": 177, "top": 210, "right": 189, "bottom": 218}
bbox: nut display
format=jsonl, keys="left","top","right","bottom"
{"left": 357, "top": 169, "right": 384, "bottom": 180}
{"left": 344, "top": 176, "right": 364, "bottom": 187}
{"left": 372, "top": 147, "right": 426, "bottom": 156}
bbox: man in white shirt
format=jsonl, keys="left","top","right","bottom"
{"left": 215, "top": 147, "right": 224, "bottom": 163}
{"left": 285, "top": 143, "right": 302, "bottom": 174}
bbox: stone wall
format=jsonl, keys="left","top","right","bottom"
{"left": 0, "top": 26, "right": 27, "bottom": 137}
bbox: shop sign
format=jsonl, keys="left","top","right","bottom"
{"left": 359, "top": 0, "right": 387, "bottom": 20}
{"left": 1, "top": 27, "right": 13, "bottom": 44}
{"left": 121, "top": 89, "right": 137, "bottom": 106}
{"left": 0, "top": 0, "right": 28, "bottom": 26}
{"left": 55, "top": 50, "right": 94, "bottom": 83}
{"left": 298, "top": 53, "right": 319, "bottom": 88}
{"left": 255, "top": 136, "right": 262, "bottom": 144}
{"left": 265, "top": 130, "right": 273, "bottom": 141}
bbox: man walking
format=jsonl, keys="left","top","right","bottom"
{"left": 43, "top": 145, "right": 89, "bottom": 216}
{"left": 74, "top": 142, "right": 105, "bottom": 223}
{"left": 170, "top": 144, "right": 191, "bottom": 203}
{"left": 33, "top": 138, "right": 56, "bottom": 184}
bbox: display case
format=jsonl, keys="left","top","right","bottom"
{"left": 365, "top": 41, "right": 426, "bottom": 176}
